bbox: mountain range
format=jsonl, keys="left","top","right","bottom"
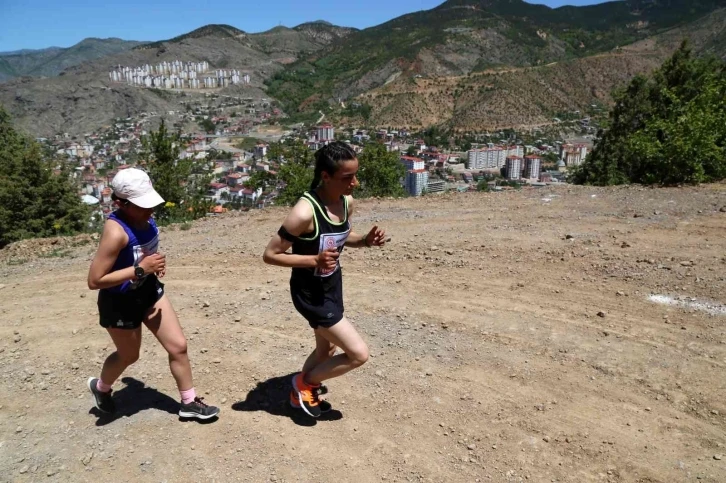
{"left": 1, "top": 0, "right": 725, "bottom": 136}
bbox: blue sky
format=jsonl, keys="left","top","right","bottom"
{"left": 0, "top": 0, "right": 607, "bottom": 52}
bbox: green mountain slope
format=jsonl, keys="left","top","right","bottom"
{"left": 266, "top": 0, "right": 726, "bottom": 116}
{"left": 0, "top": 38, "right": 143, "bottom": 82}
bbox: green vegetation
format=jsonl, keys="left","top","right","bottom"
{"left": 235, "top": 137, "right": 261, "bottom": 151}
{"left": 141, "top": 119, "right": 214, "bottom": 223}
{"left": 356, "top": 142, "right": 406, "bottom": 198}
{"left": 571, "top": 42, "right": 726, "bottom": 186}
{"left": 0, "top": 106, "right": 88, "bottom": 248}
{"left": 266, "top": 0, "right": 725, "bottom": 118}
{"left": 198, "top": 118, "right": 216, "bottom": 134}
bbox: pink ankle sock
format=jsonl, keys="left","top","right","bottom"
{"left": 180, "top": 387, "right": 196, "bottom": 404}
{"left": 96, "top": 379, "right": 112, "bottom": 393}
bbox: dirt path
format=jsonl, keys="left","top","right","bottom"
{"left": 1, "top": 185, "right": 725, "bottom": 482}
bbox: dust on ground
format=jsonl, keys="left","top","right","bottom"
{"left": 1, "top": 184, "right": 725, "bottom": 482}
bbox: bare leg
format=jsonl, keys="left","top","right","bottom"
{"left": 302, "top": 331, "right": 337, "bottom": 374}
{"left": 100, "top": 327, "right": 142, "bottom": 385}
{"left": 305, "top": 317, "right": 369, "bottom": 385}
{"left": 143, "top": 295, "right": 193, "bottom": 391}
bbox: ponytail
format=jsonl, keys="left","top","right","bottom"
{"left": 310, "top": 141, "right": 356, "bottom": 192}
{"left": 310, "top": 168, "right": 322, "bottom": 191}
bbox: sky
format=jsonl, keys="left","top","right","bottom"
{"left": 0, "top": 0, "right": 608, "bottom": 52}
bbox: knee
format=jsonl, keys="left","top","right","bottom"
{"left": 348, "top": 344, "right": 369, "bottom": 367}
{"left": 167, "top": 339, "right": 188, "bottom": 358}
{"left": 119, "top": 350, "right": 140, "bottom": 365}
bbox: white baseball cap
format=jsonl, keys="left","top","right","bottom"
{"left": 110, "top": 168, "right": 165, "bottom": 209}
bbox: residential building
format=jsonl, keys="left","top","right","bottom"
{"left": 426, "top": 179, "right": 446, "bottom": 193}
{"left": 505, "top": 156, "right": 523, "bottom": 180}
{"left": 561, "top": 143, "right": 589, "bottom": 167}
{"left": 523, "top": 155, "right": 542, "bottom": 180}
{"left": 254, "top": 143, "right": 268, "bottom": 159}
{"left": 317, "top": 123, "right": 334, "bottom": 142}
{"left": 400, "top": 155, "right": 425, "bottom": 171}
{"left": 405, "top": 169, "right": 429, "bottom": 196}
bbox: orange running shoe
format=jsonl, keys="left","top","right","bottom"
{"left": 290, "top": 389, "right": 331, "bottom": 413}
{"left": 291, "top": 373, "right": 321, "bottom": 417}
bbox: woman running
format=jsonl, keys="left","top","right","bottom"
{"left": 86, "top": 167, "right": 219, "bottom": 420}
{"left": 263, "top": 141, "right": 387, "bottom": 417}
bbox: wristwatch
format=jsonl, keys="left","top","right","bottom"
{"left": 134, "top": 263, "right": 145, "bottom": 279}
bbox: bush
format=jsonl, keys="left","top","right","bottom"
{"left": 571, "top": 42, "right": 726, "bottom": 186}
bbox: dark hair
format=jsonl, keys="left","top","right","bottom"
{"left": 310, "top": 141, "right": 357, "bottom": 191}
{"left": 110, "top": 193, "right": 129, "bottom": 205}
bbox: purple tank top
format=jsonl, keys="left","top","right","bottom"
{"left": 102, "top": 211, "right": 160, "bottom": 294}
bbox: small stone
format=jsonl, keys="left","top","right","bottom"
{"left": 467, "top": 444, "right": 476, "bottom": 450}
{"left": 221, "top": 398, "right": 227, "bottom": 404}
{"left": 621, "top": 241, "right": 631, "bottom": 248}
{"left": 15, "top": 426, "right": 22, "bottom": 433}
{"left": 47, "top": 470, "right": 57, "bottom": 477}
{"left": 247, "top": 463, "right": 253, "bottom": 468}
{"left": 720, "top": 206, "right": 726, "bottom": 213}
{"left": 71, "top": 363, "right": 79, "bottom": 370}
{"left": 80, "top": 293, "right": 86, "bottom": 298}
{"left": 645, "top": 407, "right": 652, "bottom": 412}
{"left": 14, "top": 335, "right": 21, "bottom": 343}
{"left": 543, "top": 436, "right": 550, "bottom": 443}
{"left": 19, "top": 466, "right": 29, "bottom": 474}
{"left": 616, "top": 291, "right": 625, "bottom": 296}
{"left": 212, "top": 358, "right": 221, "bottom": 364}
{"left": 234, "top": 316, "right": 241, "bottom": 322}
{"left": 445, "top": 250, "right": 454, "bottom": 255}
{"left": 200, "top": 348, "right": 208, "bottom": 354}
{"left": 430, "top": 246, "right": 439, "bottom": 251}
{"left": 202, "top": 301, "right": 210, "bottom": 308}
{"left": 711, "top": 409, "right": 719, "bottom": 415}
{"left": 565, "top": 234, "right": 574, "bottom": 240}
{"left": 714, "top": 454, "right": 723, "bottom": 460}
{"left": 0, "top": 284, "right": 5, "bottom": 290}
{"left": 597, "top": 311, "right": 606, "bottom": 318}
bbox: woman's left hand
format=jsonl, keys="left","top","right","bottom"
{"left": 365, "top": 225, "right": 387, "bottom": 247}
{"left": 157, "top": 268, "right": 166, "bottom": 278}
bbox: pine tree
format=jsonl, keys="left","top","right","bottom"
{"left": 0, "top": 106, "right": 88, "bottom": 248}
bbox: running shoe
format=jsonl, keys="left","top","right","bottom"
{"left": 291, "top": 373, "right": 321, "bottom": 418}
{"left": 178, "top": 397, "right": 220, "bottom": 420}
{"left": 87, "top": 377, "right": 116, "bottom": 414}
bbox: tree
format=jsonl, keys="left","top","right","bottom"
{"left": 571, "top": 42, "right": 726, "bottom": 186}
{"left": 406, "top": 145, "right": 418, "bottom": 156}
{"left": 356, "top": 142, "right": 406, "bottom": 198}
{"left": 199, "top": 118, "right": 215, "bottom": 134}
{"left": 141, "top": 119, "right": 213, "bottom": 223}
{"left": 0, "top": 106, "right": 88, "bottom": 248}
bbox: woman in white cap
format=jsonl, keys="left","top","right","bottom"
{"left": 86, "top": 167, "right": 219, "bottom": 420}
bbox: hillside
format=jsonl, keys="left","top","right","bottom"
{"left": 1, "top": 185, "right": 725, "bottom": 481}
{"left": 2, "top": 1, "right": 726, "bottom": 136}
{"left": 0, "top": 23, "right": 356, "bottom": 136}
{"left": 267, "top": 0, "right": 726, "bottom": 120}
{"left": 0, "top": 38, "right": 144, "bottom": 83}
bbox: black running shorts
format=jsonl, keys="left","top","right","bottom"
{"left": 290, "top": 271, "right": 344, "bottom": 329}
{"left": 97, "top": 276, "right": 165, "bottom": 330}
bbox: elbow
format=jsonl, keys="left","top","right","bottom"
{"left": 262, "top": 250, "right": 273, "bottom": 265}
{"left": 87, "top": 276, "right": 99, "bottom": 291}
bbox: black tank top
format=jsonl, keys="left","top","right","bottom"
{"left": 291, "top": 190, "right": 351, "bottom": 285}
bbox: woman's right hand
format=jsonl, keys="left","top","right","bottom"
{"left": 139, "top": 253, "right": 166, "bottom": 275}
{"left": 315, "top": 248, "right": 339, "bottom": 271}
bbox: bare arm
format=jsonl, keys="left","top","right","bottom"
{"left": 87, "top": 221, "right": 134, "bottom": 290}
{"left": 263, "top": 199, "right": 337, "bottom": 270}
{"left": 87, "top": 220, "right": 166, "bottom": 290}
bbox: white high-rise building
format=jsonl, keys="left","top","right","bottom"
{"left": 523, "top": 155, "right": 542, "bottom": 180}
{"left": 317, "top": 123, "right": 334, "bottom": 141}
{"left": 405, "top": 169, "right": 429, "bottom": 196}
{"left": 505, "top": 156, "right": 523, "bottom": 180}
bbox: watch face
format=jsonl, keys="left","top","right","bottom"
{"left": 135, "top": 266, "right": 145, "bottom": 278}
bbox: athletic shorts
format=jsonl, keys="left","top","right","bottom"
{"left": 97, "top": 276, "right": 165, "bottom": 330}
{"left": 290, "top": 271, "right": 344, "bottom": 329}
